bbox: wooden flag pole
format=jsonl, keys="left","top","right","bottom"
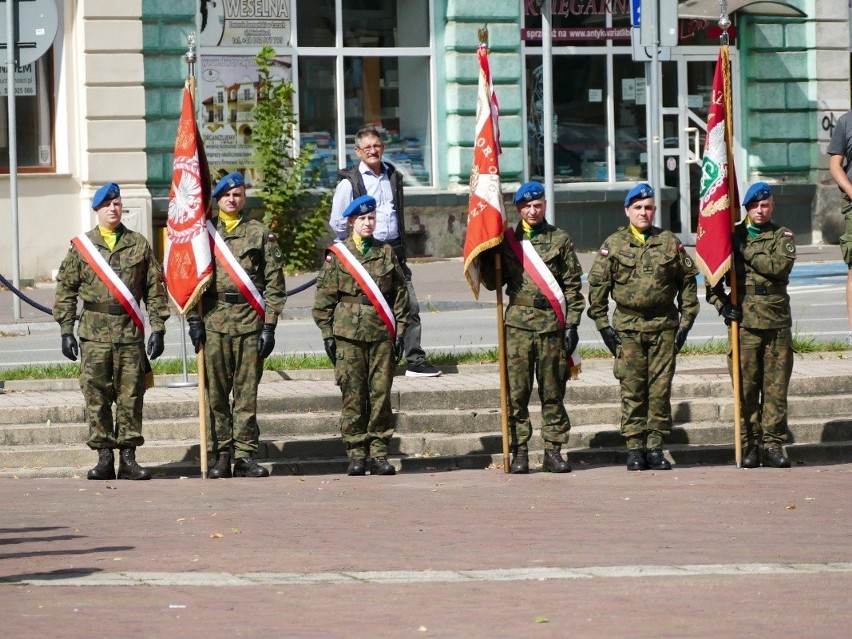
{"left": 719, "top": 35, "right": 744, "bottom": 467}
{"left": 184, "top": 35, "right": 209, "bottom": 479}
{"left": 494, "top": 253, "right": 511, "bottom": 472}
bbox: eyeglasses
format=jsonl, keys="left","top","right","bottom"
{"left": 357, "top": 144, "right": 383, "bottom": 151}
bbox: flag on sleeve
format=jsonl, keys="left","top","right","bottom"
{"left": 463, "top": 43, "right": 506, "bottom": 299}
{"left": 695, "top": 46, "right": 739, "bottom": 288}
{"left": 164, "top": 85, "right": 213, "bottom": 314}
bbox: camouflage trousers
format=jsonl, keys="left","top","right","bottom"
{"left": 505, "top": 327, "right": 570, "bottom": 451}
{"left": 204, "top": 330, "right": 263, "bottom": 459}
{"left": 79, "top": 338, "right": 146, "bottom": 449}
{"left": 728, "top": 326, "right": 793, "bottom": 446}
{"left": 612, "top": 329, "right": 676, "bottom": 449}
{"left": 334, "top": 337, "right": 395, "bottom": 459}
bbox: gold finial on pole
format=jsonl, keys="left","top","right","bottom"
{"left": 478, "top": 26, "right": 488, "bottom": 46}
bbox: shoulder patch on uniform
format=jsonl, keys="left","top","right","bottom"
{"left": 683, "top": 256, "right": 694, "bottom": 268}
{"left": 267, "top": 232, "right": 277, "bottom": 243}
{"left": 677, "top": 243, "right": 685, "bottom": 252}
{"left": 783, "top": 231, "right": 794, "bottom": 238}
{"left": 325, "top": 253, "right": 333, "bottom": 263}
{"left": 785, "top": 243, "right": 795, "bottom": 254}
{"left": 599, "top": 247, "right": 609, "bottom": 257}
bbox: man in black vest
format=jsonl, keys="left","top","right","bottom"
{"left": 329, "top": 126, "right": 441, "bottom": 377}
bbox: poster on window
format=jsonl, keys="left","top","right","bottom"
{"left": 198, "top": 54, "right": 292, "bottom": 184}
{"left": 199, "top": 0, "right": 292, "bottom": 48}
{"left": 0, "top": 64, "right": 37, "bottom": 96}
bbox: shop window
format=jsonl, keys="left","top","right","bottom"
{"left": 296, "top": 0, "right": 432, "bottom": 187}
{"left": 0, "top": 54, "right": 54, "bottom": 171}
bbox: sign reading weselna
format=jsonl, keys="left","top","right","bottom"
{"left": 199, "top": 0, "right": 292, "bottom": 48}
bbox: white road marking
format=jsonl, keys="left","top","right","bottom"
{"left": 5, "top": 562, "right": 852, "bottom": 587}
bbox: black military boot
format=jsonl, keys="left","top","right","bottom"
{"left": 510, "top": 448, "right": 529, "bottom": 474}
{"left": 626, "top": 449, "right": 648, "bottom": 471}
{"left": 87, "top": 448, "right": 116, "bottom": 480}
{"left": 741, "top": 445, "right": 760, "bottom": 469}
{"left": 646, "top": 449, "right": 672, "bottom": 470}
{"left": 763, "top": 444, "right": 791, "bottom": 468}
{"left": 117, "top": 447, "right": 152, "bottom": 480}
{"left": 370, "top": 456, "right": 396, "bottom": 475}
{"left": 542, "top": 448, "right": 572, "bottom": 473}
{"left": 233, "top": 457, "right": 270, "bottom": 477}
{"left": 347, "top": 457, "right": 367, "bottom": 476}
{"left": 208, "top": 453, "right": 232, "bottom": 478}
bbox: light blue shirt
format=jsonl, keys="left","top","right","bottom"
{"left": 329, "top": 161, "right": 399, "bottom": 242}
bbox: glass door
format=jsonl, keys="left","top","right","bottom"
{"left": 661, "top": 49, "right": 739, "bottom": 244}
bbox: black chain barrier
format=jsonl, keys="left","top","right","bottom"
{"left": 0, "top": 271, "right": 318, "bottom": 318}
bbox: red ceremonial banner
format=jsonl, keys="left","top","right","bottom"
{"left": 165, "top": 86, "right": 213, "bottom": 314}
{"left": 695, "top": 47, "right": 739, "bottom": 288}
{"left": 463, "top": 44, "right": 506, "bottom": 299}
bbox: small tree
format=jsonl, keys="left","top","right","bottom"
{"left": 252, "top": 45, "right": 328, "bottom": 273}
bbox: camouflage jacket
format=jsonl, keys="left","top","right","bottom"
{"left": 191, "top": 216, "right": 287, "bottom": 335}
{"left": 481, "top": 222, "right": 585, "bottom": 333}
{"left": 53, "top": 225, "right": 169, "bottom": 343}
{"left": 312, "top": 237, "right": 410, "bottom": 342}
{"left": 706, "top": 221, "right": 795, "bottom": 329}
{"left": 587, "top": 226, "right": 699, "bottom": 332}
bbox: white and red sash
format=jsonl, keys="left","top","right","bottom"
{"left": 329, "top": 242, "right": 397, "bottom": 341}
{"left": 206, "top": 219, "right": 265, "bottom": 317}
{"left": 72, "top": 232, "right": 145, "bottom": 331}
{"left": 505, "top": 227, "right": 581, "bottom": 376}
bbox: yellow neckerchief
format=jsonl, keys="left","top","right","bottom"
{"left": 219, "top": 209, "right": 241, "bottom": 233}
{"left": 521, "top": 219, "right": 544, "bottom": 239}
{"left": 629, "top": 223, "right": 649, "bottom": 244}
{"left": 98, "top": 225, "right": 121, "bottom": 252}
{"left": 352, "top": 232, "right": 373, "bottom": 255}
{"left": 746, "top": 220, "right": 769, "bottom": 239}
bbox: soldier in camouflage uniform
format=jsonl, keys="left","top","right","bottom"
{"left": 313, "top": 195, "right": 410, "bottom": 476}
{"left": 587, "top": 183, "right": 699, "bottom": 471}
{"left": 481, "top": 181, "right": 585, "bottom": 474}
{"left": 706, "top": 182, "right": 795, "bottom": 468}
{"left": 187, "top": 172, "right": 287, "bottom": 478}
{"left": 54, "top": 182, "right": 169, "bottom": 480}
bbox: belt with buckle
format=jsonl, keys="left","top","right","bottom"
{"left": 744, "top": 284, "right": 786, "bottom": 296}
{"left": 204, "top": 291, "right": 247, "bottom": 304}
{"left": 511, "top": 295, "right": 551, "bottom": 309}
{"left": 83, "top": 301, "right": 128, "bottom": 315}
{"left": 617, "top": 305, "right": 671, "bottom": 320}
{"left": 340, "top": 294, "right": 373, "bottom": 305}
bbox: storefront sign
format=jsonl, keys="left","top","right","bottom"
{"left": 199, "top": 54, "right": 292, "bottom": 181}
{"left": 0, "top": 64, "right": 36, "bottom": 96}
{"left": 199, "top": 0, "right": 292, "bottom": 48}
{"left": 521, "top": 27, "right": 631, "bottom": 41}
{"left": 524, "top": 0, "right": 631, "bottom": 16}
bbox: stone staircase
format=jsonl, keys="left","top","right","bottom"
{"left": 1, "top": 354, "right": 850, "bottom": 478}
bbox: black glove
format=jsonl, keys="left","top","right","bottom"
{"left": 187, "top": 317, "right": 206, "bottom": 354}
{"left": 563, "top": 324, "right": 579, "bottom": 355}
{"left": 323, "top": 337, "right": 337, "bottom": 363}
{"left": 146, "top": 330, "right": 165, "bottom": 360}
{"left": 599, "top": 326, "right": 621, "bottom": 357}
{"left": 61, "top": 334, "right": 79, "bottom": 361}
{"left": 393, "top": 336, "right": 405, "bottom": 364}
{"left": 675, "top": 326, "right": 689, "bottom": 353}
{"left": 720, "top": 303, "right": 743, "bottom": 323}
{"left": 258, "top": 323, "right": 276, "bottom": 359}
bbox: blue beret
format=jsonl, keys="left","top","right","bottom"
{"left": 514, "top": 181, "right": 545, "bottom": 204}
{"left": 343, "top": 195, "right": 377, "bottom": 218}
{"left": 624, "top": 182, "right": 654, "bottom": 207}
{"left": 212, "top": 172, "right": 245, "bottom": 199}
{"left": 742, "top": 181, "right": 772, "bottom": 207}
{"left": 91, "top": 182, "right": 120, "bottom": 209}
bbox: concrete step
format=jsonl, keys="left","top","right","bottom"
{"left": 1, "top": 415, "right": 851, "bottom": 478}
{"left": 2, "top": 393, "right": 850, "bottom": 447}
